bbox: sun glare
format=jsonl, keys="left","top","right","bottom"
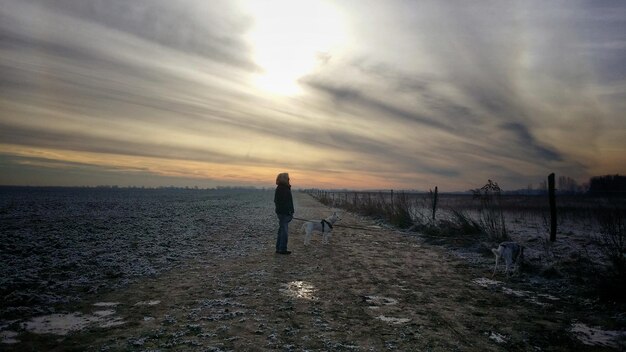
{"left": 242, "top": 0, "right": 346, "bottom": 95}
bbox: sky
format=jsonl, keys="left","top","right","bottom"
{"left": 1, "top": 0, "right": 625, "bottom": 190}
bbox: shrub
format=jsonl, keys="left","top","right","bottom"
{"left": 472, "top": 180, "right": 508, "bottom": 241}
{"left": 596, "top": 206, "right": 626, "bottom": 278}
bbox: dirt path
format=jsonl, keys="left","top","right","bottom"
{"left": 8, "top": 193, "right": 617, "bottom": 351}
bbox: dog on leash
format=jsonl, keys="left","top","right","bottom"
{"left": 302, "top": 212, "right": 341, "bottom": 245}
{"left": 492, "top": 241, "right": 524, "bottom": 277}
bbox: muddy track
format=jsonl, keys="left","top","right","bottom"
{"left": 5, "top": 193, "right": 620, "bottom": 351}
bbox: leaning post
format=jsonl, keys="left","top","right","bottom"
{"left": 548, "top": 173, "right": 557, "bottom": 242}
{"left": 432, "top": 186, "right": 438, "bottom": 221}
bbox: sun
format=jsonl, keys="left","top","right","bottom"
{"left": 242, "top": 0, "right": 346, "bottom": 95}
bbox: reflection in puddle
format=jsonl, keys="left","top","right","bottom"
{"left": 280, "top": 281, "right": 317, "bottom": 300}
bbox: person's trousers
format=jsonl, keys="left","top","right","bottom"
{"left": 276, "top": 214, "right": 292, "bottom": 252}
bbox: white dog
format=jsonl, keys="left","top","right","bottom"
{"left": 302, "top": 212, "right": 341, "bottom": 245}
{"left": 492, "top": 241, "right": 524, "bottom": 277}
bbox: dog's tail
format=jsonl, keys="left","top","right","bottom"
{"left": 491, "top": 247, "right": 502, "bottom": 258}
{"left": 491, "top": 246, "right": 503, "bottom": 277}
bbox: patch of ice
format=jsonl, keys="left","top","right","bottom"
{"left": 489, "top": 331, "right": 507, "bottom": 344}
{"left": 472, "top": 277, "right": 502, "bottom": 287}
{"left": 23, "top": 310, "right": 125, "bottom": 335}
{"left": 143, "top": 316, "right": 155, "bottom": 321}
{"left": 376, "top": 315, "right": 411, "bottom": 325}
{"left": 280, "top": 281, "right": 317, "bottom": 300}
{"left": 93, "top": 302, "right": 120, "bottom": 307}
{"left": 1, "top": 330, "right": 19, "bottom": 344}
{"left": 23, "top": 313, "right": 96, "bottom": 335}
{"left": 134, "top": 300, "right": 161, "bottom": 306}
{"left": 570, "top": 322, "right": 626, "bottom": 348}
{"left": 364, "top": 295, "right": 398, "bottom": 306}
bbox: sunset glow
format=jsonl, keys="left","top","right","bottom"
{"left": 244, "top": 0, "right": 346, "bottom": 95}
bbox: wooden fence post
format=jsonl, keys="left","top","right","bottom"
{"left": 548, "top": 173, "right": 557, "bottom": 242}
{"left": 390, "top": 189, "right": 394, "bottom": 205}
{"left": 432, "top": 186, "right": 438, "bottom": 221}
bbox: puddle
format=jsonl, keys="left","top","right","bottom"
{"left": 280, "top": 281, "right": 317, "bottom": 300}
{"left": 134, "top": 300, "right": 161, "bottom": 306}
{"left": 1, "top": 330, "right": 19, "bottom": 344}
{"left": 376, "top": 315, "right": 411, "bottom": 325}
{"left": 22, "top": 310, "right": 126, "bottom": 335}
{"left": 570, "top": 322, "right": 626, "bottom": 348}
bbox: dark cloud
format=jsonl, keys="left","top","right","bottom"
{"left": 304, "top": 80, "right": 449, "bottom": 131}
{"left": 499, "top": 123, "right": 562, "bottom": 162}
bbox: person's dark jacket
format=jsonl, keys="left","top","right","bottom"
{"left": 274, "top": 184, "right": 294, "bottom": 215}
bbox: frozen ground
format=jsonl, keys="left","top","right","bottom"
{"left": 0, "top": 187, "right": 275, "bottom": 319}
{"left": 1, "top": 188, "right": 624, "bottom": 350}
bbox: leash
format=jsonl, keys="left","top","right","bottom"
{"left": 291, "top": 216, "right": 383, "bottom": 232}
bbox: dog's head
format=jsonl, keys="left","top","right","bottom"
{"left": 327, "top": 211, "right": 341, "bottom": 224}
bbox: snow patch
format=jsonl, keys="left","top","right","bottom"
{"left": 376, "top": 315, "right": 411, "bottom": 325}
{"left": 364, "top": 295, "right": 398, "bottom": 306}
{"left": 93, "top": 302, "right": 120, "bottom": 307}
{"left": 537, "top": 293, "right": 559, "bottom": 301}
{"left": 1, "top": 330, "right": 19, "bottom": 344}
{"left": 22, "top": 310, "right": 125, "bottom": 335}
{"left": 500, "top": 287, "right": 531, "bottom": 297}
{"left": 570, "top": 322, "right": 626, "bottom": 349}
{"left": 134, "top": 300, "right": 161, "bottom": 306}
{"left": 472, "top": 277, "right": 502, "bottom": 287}
{"left": 489, "top": 331, "right": 507, "bottom": 344}
{"left": 472, "top": 277, "right": 556, "bottom": 306}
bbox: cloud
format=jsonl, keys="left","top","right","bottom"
{"left": 18, "top": 0, "right": 256, "bottom": 69}
{"left": 498, "top": 123, "right": 562, "bottom": 162}
{"left": 0, "top": 0, "right": 624, "bottom": 189}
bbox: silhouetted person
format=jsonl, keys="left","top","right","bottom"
{"left": 274, "top": 173, "right": 294, "bottom": 254}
